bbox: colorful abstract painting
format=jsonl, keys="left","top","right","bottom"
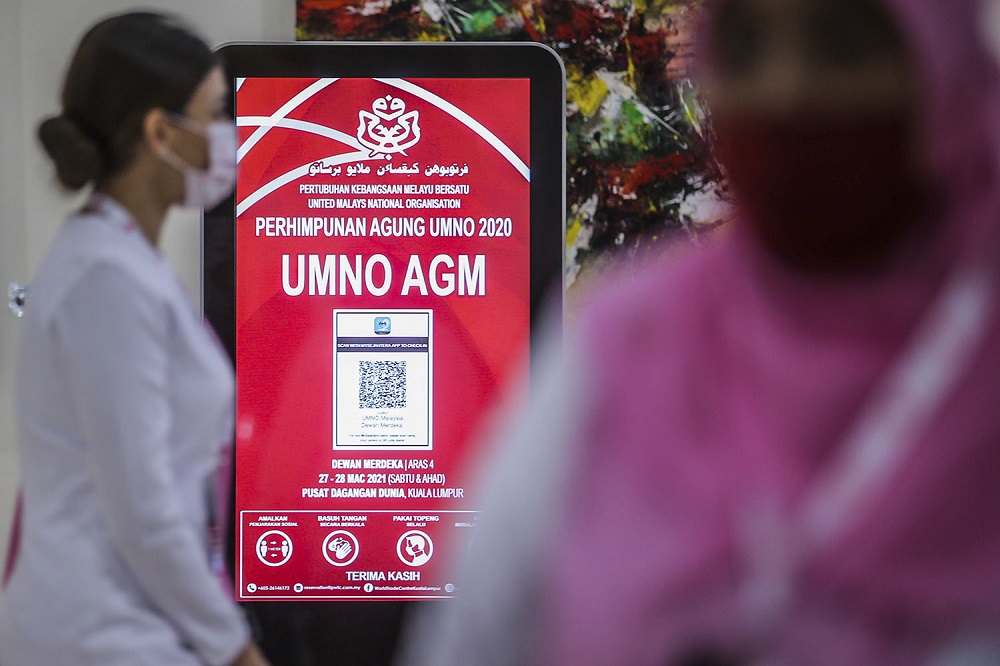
{"left": 296, "top": 0, "right": 730, "bottom": 294}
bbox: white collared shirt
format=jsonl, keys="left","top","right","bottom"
{"left": 0, "top": 196, "right": 249, "bottom": 665}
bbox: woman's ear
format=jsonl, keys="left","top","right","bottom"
{"left": 141, "top": 107, "right": 172, "bottom": 155}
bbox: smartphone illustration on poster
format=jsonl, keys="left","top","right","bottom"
{"left": 333, "top": 309, "right": 432, "bottom": 450}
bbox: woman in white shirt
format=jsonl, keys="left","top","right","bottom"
{"left": 0, "top": 12, "right": 268, "bottom": 666}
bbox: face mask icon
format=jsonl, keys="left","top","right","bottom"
{"left": 405, "top": 536, "right": 426, "bottom": 559}
{"left": 396, "top": 530, "right": 433, "bottom": 567}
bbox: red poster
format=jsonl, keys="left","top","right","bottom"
{"left": 234, "top": 77, "right": 531, "bottom": 600}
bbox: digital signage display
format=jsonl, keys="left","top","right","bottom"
{"left": 206, "top": 44, "right": 564, "bottom": 603}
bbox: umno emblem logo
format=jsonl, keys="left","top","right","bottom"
{"left": 357, "top": 95, "right": 421, "bottom": 159}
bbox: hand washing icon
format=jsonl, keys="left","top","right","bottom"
{"left": 323, "top": 530, "right": 360, "bottom": 567}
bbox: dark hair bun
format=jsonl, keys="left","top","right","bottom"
{"left": 38, "top": 114, "right": 103, "bottom": 190}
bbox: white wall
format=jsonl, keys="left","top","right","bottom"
{"left": 0, "top": 0, "right": 293, "bottom": 570}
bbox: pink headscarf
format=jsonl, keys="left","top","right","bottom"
{"left": 543, "top": 0, "right": 1000, "bottom": 663}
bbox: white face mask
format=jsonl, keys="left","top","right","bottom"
{"left": 157, "top": 115, "right": 237, "bottom": 210}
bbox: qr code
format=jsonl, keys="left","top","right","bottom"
{"left": 358, "top": 360, "right": 407, "bottom": 409}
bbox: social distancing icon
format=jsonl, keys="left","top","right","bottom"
{"left": 256, "top": 530, "right": 293, "bottom": 567}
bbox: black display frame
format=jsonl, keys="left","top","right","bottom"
{"left": 201, "top": 41, "right": 565, "bottom": 666}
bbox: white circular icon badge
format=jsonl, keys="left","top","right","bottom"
{"left": 396, "top": 530, "right": 433, "bottom": 567}
{"left": 322, "top": 530, "right": 360, "bottom": 567}
{"left": 256, "top": 530, "right": 293, "bottom": 567}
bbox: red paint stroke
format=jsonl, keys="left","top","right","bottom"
{"left": 549, "top": 2, "right": 606, "bottom": 43}
{"left": 510, "top": 0, "right": 542, "bottom": 42}
{"left": 622, "top": 154, "right": 693, "bottom": 195}
{"left": 626, "top": 31, "right": 667, "bottom": 65}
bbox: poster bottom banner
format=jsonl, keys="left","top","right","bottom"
{"left": 238, "top": 509, "right": 478, "bottom": 600}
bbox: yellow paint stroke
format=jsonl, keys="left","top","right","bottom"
{"left": 415, "top": 30, "right": 447, "bottom": 42}
{"left": 567, "top": 69, "right": 610, "bottom": 118}
{"left": 566, "top": 217, "right": 583, "bottom": 247}
{"left": 625, "top": 36, "right": 636, "bottom": 89}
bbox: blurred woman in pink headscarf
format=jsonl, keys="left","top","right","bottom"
{"left": 400, "top": 0, "right": 1000, "bottom": 664}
